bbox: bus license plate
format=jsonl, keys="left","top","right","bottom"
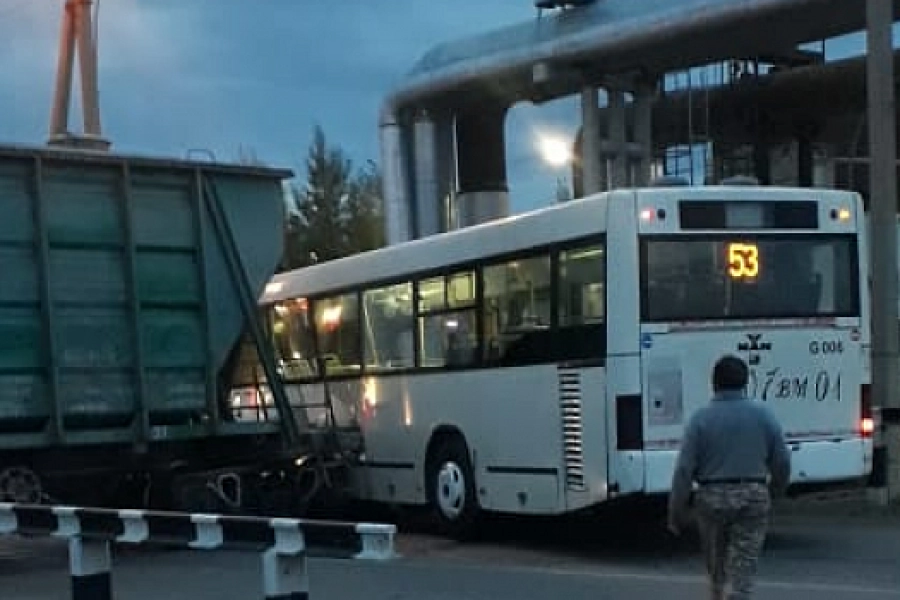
{"left": 748, "top": 367, "right": 842, "bottom": 402}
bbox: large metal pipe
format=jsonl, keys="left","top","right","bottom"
{"left": 454, "top": 104, "right": 510, "bottom": 228}
{"left": 455, "top": 105, "right": 508, "bottom": 195}
{"left": 384, "top": 0, "right": 885, "bottom": 112}
{"left": 434, "top": 113, "right": 456, "bottom": 232}
{"left": 379, "top": 106, "right": 413, "bottom": 245}
{"left": 456, "top": 191, "right": 510, "bottom": 228}
{"left": 581, "top": 87, "right": 603, "bottom": 195}
{"left": 413, "top": 112, "right": 441, "bottom": 238}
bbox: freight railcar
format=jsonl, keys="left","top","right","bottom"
{"left": 0, "top": 144, "right": 307, "bottom": 512}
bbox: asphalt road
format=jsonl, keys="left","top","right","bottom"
{"left": 2, "top": 508, "right": 899, "bottom": 599}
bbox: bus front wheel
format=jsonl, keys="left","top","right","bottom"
{"left": 426, "top": 436, "right": 479, "bottom": 539}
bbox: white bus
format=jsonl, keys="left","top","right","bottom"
{"left": 255, "top": 184, "right": 873, "bottom": 536}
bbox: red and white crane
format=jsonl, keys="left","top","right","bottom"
{"left": 48, "top": 0, "right": 109, "bottom": 150}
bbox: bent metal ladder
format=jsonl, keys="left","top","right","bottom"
{"left": 0, "top": 503, "right": 396, "bottom": 600}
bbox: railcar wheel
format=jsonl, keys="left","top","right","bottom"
{"left": 0, "top": 467, "right": 43, "bottom": 504}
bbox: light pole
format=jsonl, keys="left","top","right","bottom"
{"left": 866, "top": 0, "right": 899, "bottom": 503}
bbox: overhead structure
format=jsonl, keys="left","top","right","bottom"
{"left": 48, "top": 0, "right": 110, "bottom": 151}
{"left": 380, "top": 0, "right": 900, "bottom": 245}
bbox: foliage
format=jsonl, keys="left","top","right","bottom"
{"left": 281, "top": 127, "right": 386, "bottom": 270}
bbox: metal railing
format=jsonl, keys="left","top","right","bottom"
{"left": 0, "top": 503, "right": 396, "bottom": 600}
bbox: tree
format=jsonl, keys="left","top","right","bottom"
{"left": 281, "top": 127, "right": 385, "bottom": 270}
{"left": 294, "top": 126, "right": 354, "bottom": 264}
{"left": 345, "top": 159, "right": 386, "bottom": 252}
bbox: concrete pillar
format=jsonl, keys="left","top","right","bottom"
{"left": 633, "top": 85, "right": 654, "bottom": 187}
{"left": 866, "top": 0, "right": 900, "bottom": 504}
{"left": 607, "top": 88, "right": 628, "bottom": 189}
{"left": 414, "top": 112, "right": 441, "bottom": 238}
{"left": 581, "top": 87, "right": 602, "bottom": 196}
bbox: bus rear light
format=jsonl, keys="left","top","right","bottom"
{"left": 640, "top": 208, "right": 654, "bottom": 221}
{"left": 861, "top": 417, "right": 875, "bottom": 437}
{"left": 828, "top": 207, "right": 852, "bottom": 222}
{"left": 860, "top": 383, "right": 874, "bottom": 437}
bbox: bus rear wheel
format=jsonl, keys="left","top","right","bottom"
{"left": 426, "top": 437, "right": 479, "bottom": 539}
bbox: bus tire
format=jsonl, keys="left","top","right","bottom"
{"left": 426, "top": 436, "right": 479, "bottom": 539}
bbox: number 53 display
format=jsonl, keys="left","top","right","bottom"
{"left": 728, "top": 243, "right": 760, "bottom": 279}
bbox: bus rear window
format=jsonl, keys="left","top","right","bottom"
{"left": 640, "top": 234, "right": 859, "bottom": 322}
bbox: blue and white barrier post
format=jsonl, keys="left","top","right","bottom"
{"left": 69, "top": 536, "right": 113, "bottom": 599}
{"left": 262, "top": 518, "right": 309, "bottom": 600}
{"left": 0, "top": 503, "right": 396, "bottom": 600}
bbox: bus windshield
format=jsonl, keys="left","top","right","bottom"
{"left": 640, "top": 234, "right": 859, "bottom": 322}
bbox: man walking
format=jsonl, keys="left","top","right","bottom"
{"left": 668, "top": 355, "right": 792, "bottom": 600}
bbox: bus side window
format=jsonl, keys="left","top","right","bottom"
{"left": 483, "top": 253, "right": 552, "bottom": 365}
{"left": 363, "top": 282, "right": 414, "bottom": 371}
{"left": 446, "top": 324, "right": 475, "bottom": 367}
{"left": 557, "top": 243, "right": 606, "bottom": 361}
{"left": 270, "top": 299, "right": 318, "bottom": 379}
{"left": 417, "top": 270, "right": 479, "bottom": 369}
{"left": 315, "top": 292, "right": 362, "bottom": 377}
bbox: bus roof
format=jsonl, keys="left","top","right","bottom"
{"left": 263, "top": 190, "right": 621, "bottom": 303}
{"left": 261, "top": 186, "right": 860, "bottom": 304}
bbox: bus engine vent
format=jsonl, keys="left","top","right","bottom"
{"left": 558, "top": 370, "right": 586, "bottom": 491}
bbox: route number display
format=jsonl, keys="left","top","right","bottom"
{"left": 727, "top": 242, "right": 760, "bottom": 279}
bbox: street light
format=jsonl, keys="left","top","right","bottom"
{"left": 536, "top": 132, "right": 574, "bottom": 201}
{"left": 536, "top": 133, "right": 573, "bottom": 168}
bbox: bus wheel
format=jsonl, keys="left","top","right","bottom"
{"left": 426, "top": 437, "right": 479, "bottom": 539}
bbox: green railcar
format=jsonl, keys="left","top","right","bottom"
{"left": 0, "top": 144, "right": 301, "bottom": 510}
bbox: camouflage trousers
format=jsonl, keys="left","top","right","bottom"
{"left": 694, "top": 482, "right": 771, "bottom": 600}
